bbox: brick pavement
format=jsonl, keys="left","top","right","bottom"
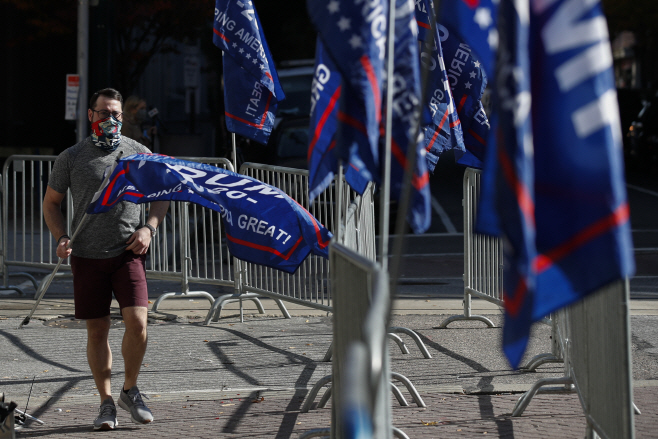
{"left": 9, "top": 388, "right": 658, "bottom": 438}
{"left": 2, "top": 311, "right": 657, "bottom": 438}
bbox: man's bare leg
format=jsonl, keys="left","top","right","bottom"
{"left": 121, "top": 306, "right": 148, "bottom": 390}
{"left": 86, "top": 316, "right": 113, "bottom": 403}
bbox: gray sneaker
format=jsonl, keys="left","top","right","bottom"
{"left": 93, "top": 398, "right": 118, "bottom": 430}
{"left": 118, "top": 386, "right": 154, "bottom": 424}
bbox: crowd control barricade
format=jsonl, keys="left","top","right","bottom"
{"left": 512, "top": 280, "right": 636, "bottom": 439}
{"left": 0, "top": 170, "right": 38, "bottom": 295}
{"left": 438, "top": 167, "right": 502, "bottom": 328}
{"left": 340, "top": 183, "right": 376, "bottom": 262}
{"left": 205, "top": 163, "right": 366, "bottom": 323}
{"left": 2, "top": 156, "right": 65, "bottom": 295}
{"left": 299, "top": 243, "right": 410, "bottom": 439}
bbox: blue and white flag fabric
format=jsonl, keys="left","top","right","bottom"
{"left": 308, "top": 39, "right": 371, "bottom": 201}
{"left": 306, "top": 0, "right": 387, "bottom": 183}
{"left": 87, "top": 154, "right": 332, "bottom": 274}
{"left": 213, "top": 0, "right": 285, "bottom": 144}
{"left": 387, "top": 0, "right": 431, "bottom": 233}
{"left": 440, "top": 26, "right": 490, "bottom": 168}
{"left": 439, "top": 0, "right": 498, "bottom": 80}
{"left": 477, "top": 0, "right": 635, "bottom": 368}
{"left": 223, "top": 54, "right": 278, "bottom": 145}
{"left": 415, "top": 0, "right": 465, "bottom": 172}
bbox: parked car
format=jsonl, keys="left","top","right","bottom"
{"left": 240, "top": 60, "right": 314, "bottom": 170}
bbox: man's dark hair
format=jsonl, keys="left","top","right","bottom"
{"left": 89, "top": 88, "right": 123, "bottom": 109}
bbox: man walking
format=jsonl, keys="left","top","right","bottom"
{"left": 43, "top": 88, "right": 169, "bottom": 430}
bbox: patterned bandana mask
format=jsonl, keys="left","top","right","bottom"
{"left": 91, "top": 115, "right": 122, "bottom": 152}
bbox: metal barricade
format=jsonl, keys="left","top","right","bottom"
{"left": 512, "top": 280, "right": 636, "bottom": 439}
{"left": 205, "top": 163, "right": 365, "bottom": 323}
{"left": 2, "top": 156, "right": 66, "bottom": 294}
{"left": 299, "top": 243, "right": 399, "bottom": 439}
{"left": 340, "top": 183, "right": 376, "bottom": 262}
{"left": 438, "top": 167, "right": 502, "bottom": 328}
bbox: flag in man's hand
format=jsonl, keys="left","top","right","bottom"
{"left": 213, "top": 0, "right": 285, "bottom": 144}
{"left": 88, "top": 154, "right": 332, "bottom": 274}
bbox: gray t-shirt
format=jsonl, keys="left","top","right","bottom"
{"left": 48, "top": 137, "right": 150, "bottom": 259}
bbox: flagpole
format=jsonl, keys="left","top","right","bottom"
{"left": 19, "top": 151, "right": 125, "bottom": 329}
{"left": 231, "top": 132, "right": 238, "bottom": 172}
{"left": 387, "top": 0, "right": 441, "bottom": 329}
{"left": 378, "top": 0, "right": 397, "bottom": 273}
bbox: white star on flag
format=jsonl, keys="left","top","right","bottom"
{"left": 470, "top": 71, "right": 477, "bottom": 78}
{"left": 348, "top": 34, "right": 363, "bottom": 49}
{"left": 488, "top": 28, "right": 499, "bottom": 49}
{"left": 232, "top": 43, "right": 238, "bottom": 48}
{"left": 474, "top": 7, "right": 492, "bottom": 29}
{"left": 465, "top": 82, "right": 472, "bottom": 89}
{"left": 337, "top": 16, "right": 351, "bottom": 31}
{"left": 260, "top": 64, "right": 265, "bottom": 70}
{"left": 474, "top": 60, "right": 481, "bottom": 69}
{"left": 252, "top": 58, "right": 258, "bottom": 64}
{"left": 239, "top": 48, "right": 244, "bottom": 53}
{"left": 246, "top": 53, "right": 252, "bottom": 59}
{"left": 327, "top": 0, "right": 339, "bottom": 14}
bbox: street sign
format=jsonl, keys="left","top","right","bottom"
{"left": 65, "top": 74, "right": 80, "bottom": 120}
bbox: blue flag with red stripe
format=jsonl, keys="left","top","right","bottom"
{"left": 307, "top": 0, "right": 387, "bottom": 182}
{"left": 387, "top": 0, "right": 431, "bottom": 233}
{"left": 308, "top": 39, "right": 371, "bottom": 200}
{"left": 414, "top": 0, "right": 465, "bottom": 172}
{"left": 213, "top": 0, "right": 285, "bottom": 144}
{"left": 223, "top": 54, "right": 278, "bottom": 145}
{"left": 87, "top": 154, "right": 332, "bottom": 274}
{"left": 477, "top": 0, "right": 635, "bottom": 368}
{"left": 440, "top": 27, "right": 490, "bottom": 168}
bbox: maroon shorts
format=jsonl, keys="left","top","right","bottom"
{"left": 70, "top": 252, "right": 148, "bottom": 320}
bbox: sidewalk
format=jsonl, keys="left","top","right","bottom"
{"left": 1, "top": 278, "right": 657, "bottom": 437}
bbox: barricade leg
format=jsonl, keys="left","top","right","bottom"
{"left": 386, "top": 333, "right": 409, "bottom": 354}
{"left": 1, "top": 272, "right": 38, "bottom": 296}
{"left": 301, "top": 375, "right": 333, "bottom": 413}
{"left": 388, "top": 327, "right": 432, "bottom": 359}
{"left": 151, "top": 290, "right": 215, "bottom": 313}
{"left": 390, "top": 372, "right": 426, "bottom": 408}
{"left": 392, "top": 427, "right": 410, "bottom": 439}
{"left": 511, "top": 376, "right": 574, "bottom": 417}
{"left": 435, "top": 293, "right": 496, "bottom": 328}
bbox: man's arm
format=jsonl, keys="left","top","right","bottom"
{"left": 125, "top": 201, "right": 170, "bottom": 255}
{"left": 43, "top": 186, "right": 72, "bottom": 259}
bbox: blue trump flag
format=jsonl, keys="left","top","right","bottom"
{"left": 223, "top": 54, "right": 278, "bottom": 145}
{"left": 439, "top": 0, "right": 498, "bottom": 80}
{"left": 387, "top": 0, "right": 431, "bottom": 234}
{"left": 213, "top": 0, "right": 285, "bottom": 144}
{"left": 437, "top": 0, "right": 496, "bottom": 168}
{"left": 87, "top": 154, "right": 332, "bottom": 274}
{"left": 477, "top": 0, "right": 635, "bottom": 368}
{"left": 308, "top": 38, "right": 371, "bottom": 201}
{"left": 306, "top": 0, "right": 388, "bottom": 183}
{"left": 415, "top": 0, "right": 465, "bottom": 173}
{"left": 440, "top": 25, "right": 490, "bottom": 168}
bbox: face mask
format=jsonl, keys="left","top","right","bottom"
{"left": 135, "top": 108, "right": 148, "bottom": 123}
{"left": 91, "top": 115, "right": 122, "bottom": 152}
